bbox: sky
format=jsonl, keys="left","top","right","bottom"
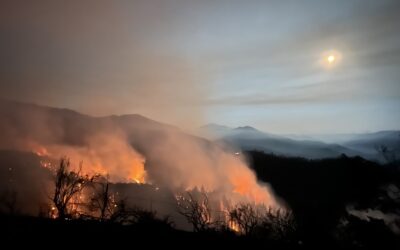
{"left": 0, "top": 0, "right": 399, "bottom": 134}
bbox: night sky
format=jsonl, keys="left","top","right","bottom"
{"left": 1, "top": 0, "right": 399, "bottom": 133}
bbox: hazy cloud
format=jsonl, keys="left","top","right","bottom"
{"left": 0, "top": 0, "right": 399, "bottom": 132}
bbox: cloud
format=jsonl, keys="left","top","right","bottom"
{"left": 0, "top": 0, "right": 399, "bottom": 132}
{"left": 0, "top": 0, "right": 210, "bottom": 128}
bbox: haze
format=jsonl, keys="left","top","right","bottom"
{"left": 1, "top": 0, "right": 399, "bottom": 133}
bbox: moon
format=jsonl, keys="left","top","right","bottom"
{"left": 327, "top": 55, "right": 335, "bottom": 64}
{"left": 321, "top": 50, "right": 342, "bottom": 68}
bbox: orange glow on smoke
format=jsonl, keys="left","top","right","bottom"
{"left": 228, "top": 163, "right": 274, "bottom": 205}
{"left": 128, "top": 161, "right": 146, "bottom": 184}
{"left": 232, "top": 175, "right": 252, "bottom": 195}
{"left": 26, "top": 137, "right": 276, "bottom": 207}
{"left": 29, "top": 136, "right": 147, "bottom": 184}
{"left": 33, "top": 146, "right": 49, "bottom": 156}
{"left": 231, "top": 175, "right": 272, "bottom": 203}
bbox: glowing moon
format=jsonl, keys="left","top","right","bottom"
{"left": 327, "top": 55, "right": 335, "bottom": 63}
{"left": 321, "top": 50, "right": 342, "bottom": 68}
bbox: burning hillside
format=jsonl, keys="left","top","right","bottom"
{"left": 0, "top": 101, "right": 279, "bottom": 231}
{"left": 30, "top": 134, "right": 147, "bottom": 184}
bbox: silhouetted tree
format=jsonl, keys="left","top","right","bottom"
{"left": 176, "top": 191, "right": 214, "bottom": 232}
{"left": 106, "top": 200, "right": 174, "bottom": 229}
{"left": 109, "top": 198, "right": 129, "bottom": 223}
{"left": 260, "top": 208, "right": 297, "bottom": 240}
{"left": 229, "top": 203, "right": 261, "bottom": 235}
{"left": 89, "top": 175, "right": 117, "bottom": 220}
{"left": 229, "top": 203, "right": 297, "bottom": 239}
{"left": 52, "top": 158, "right": 95, "bottom": 219}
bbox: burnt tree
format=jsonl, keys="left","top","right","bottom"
{"left": 52, "top": 158, "right": 95, "bottom": 219}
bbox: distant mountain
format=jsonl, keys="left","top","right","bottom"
{"left": 285, "top": 131, "right": 400, "bottom": 162}
{"left": 234, "top": 126, "right": 259, "bottom": 132}
{"left": 200, "top": 123, "right": 400, "bottom": 161}
{"left": 198, "top": 123, "right": 363, "bottom": 159}
{"left": 342, "top": 131, "right": 400, "bottom": 158}
{"left": 2, "top": 100, "right": 397, "bottom": 163}
{"left": 285, "top": 131, "right": 399, "bottom": 144}
{"left": 199, "top": 124, "right": 279, "bottom": 140}
{"left": 200, "top": 124, "right": 388, "bottom": 159}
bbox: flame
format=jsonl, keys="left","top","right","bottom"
{"left": 24, "top": 134, "right": 277, "bottom": 220}
{"left": 129, "top": 161, "right": 146, "bottom": 184}
{"left": 34, "top": 146, "right": 49, "bottom": 156}
{"left": 218, "top": 201, "right": 242, "bottom": 233}
{"left": 225, "top": 159, "right": 275, "bottom": 205}
{"left": 229, "top": 221, "right": 240, "bottom": 233}
{"left": 28, "top": 134, "right": 147, "bottom": 184}
{"left": 23, "top": 140, "right": 49, "bottom": 156}
{"left": 231, "top": 175, "right": 272, "bottom": 204}
{"left": 39, "top": 160, "right": 56, "bottom": 172}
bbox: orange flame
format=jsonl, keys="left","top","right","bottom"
{"left": 34, "top": 146, "right": 49, "bottom": 156}
{"left": 225, "top": 159, "right": 275, "bottom": 205}
{"left": 28, "top": 135, "right": 147, "bottom": 184}
{"left": 229, "top": 221, "right": 240, "bottom": 233}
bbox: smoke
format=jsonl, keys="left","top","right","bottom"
{"left": 36, "top": 133, "right": 146, "bottom": 183}
{"left": 0, "top": 100, "right": 278, "bottom": 217}
{"left": 141, "top": 130, "right": 275, "bottom": 205}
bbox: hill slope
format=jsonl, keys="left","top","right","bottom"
{"left": 200, "top": 124, "right": 362, "bottom": 159}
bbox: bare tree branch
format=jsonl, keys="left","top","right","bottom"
{"left": 176, "top": 191, "right": 214, "bottom": 232}
{"left": 52, "top": 158, "right": 96, "bottom": 219}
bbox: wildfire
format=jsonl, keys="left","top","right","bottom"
{"left": 49, "top": 206, "right": 57, "bottom": 219}
{"left": 229, "top": 221, "right": 240, "bottom": 233}
{"left": 29, "top": 137, "right": 148, "bottom": 184}
{"left": 34, "top": 146, "right": 49, "bottom": 156}
{"left": 39, "top": 160, "right": 55, "bottom": 171}
{"left": 129, "top": 163, "right": 147, "bottom": 184}
{"left": 218, "top": 201, "right": 242, "bottom": 233}
{"left": 25, "top": 135, "right": 278, "bottom": 228}
{"left": 232, "top": 176, "right": 252, "bottom": 195}
{"left": 228, "top": 166, "right": 275, "bottom": 205}
{"left": 132, "top": 178, "right": 143, "bottom": 184}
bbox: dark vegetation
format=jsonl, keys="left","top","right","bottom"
{"left": 247, "top": 151, "right": 400, "bottom": 247}
{"left": 1, "top": 150, "right": 399, "bottom": 248}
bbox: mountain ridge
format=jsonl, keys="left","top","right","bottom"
{"left": 1, "top": 99, "right": 398, "bottom": 162}
{"left": 199, "top": 122, "right": 399, "bottom": 161}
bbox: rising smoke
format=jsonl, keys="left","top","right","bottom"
{"left": 0, "top": 100, "right": 278, "bottom": 218}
